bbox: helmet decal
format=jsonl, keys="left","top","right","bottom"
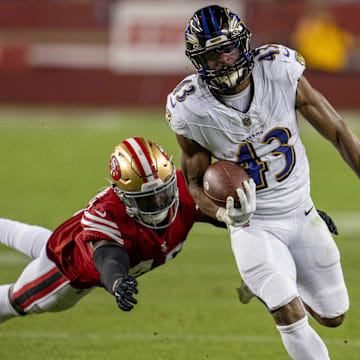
{"left": 227, "top": 9, "right": 244, "bottom": 33}
{"left": 185, "top": 25, "right": 200, "bottom": 50}
{"left": 201, "top": 7, "right": 222, "bottom": 40}
{"left": 109, "top": 155, "right": 121, "bottom": 180}
{"left": 123, "top": 137, "right": 159, "bottom": 183}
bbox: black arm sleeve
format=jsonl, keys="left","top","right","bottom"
{"left": 93, "top": 245, "right": 130, "bottom": 294}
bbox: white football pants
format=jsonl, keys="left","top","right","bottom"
{"left": 0, "top": 219, "right": 91, "bottom": 322}
{"left": 230, "top": 198, "right": 349, "bottom": 316}
{"left": 230, "top": 198, "right": 348, "bottom": 359}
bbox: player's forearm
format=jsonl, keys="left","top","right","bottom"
{"left": 178, "top": 141, "right": 218, "bottom": 217}
{"left": 309, "top": 92, "right": 360, "bottom": 178}
{"left": 93, "top": 244, "right": 130, "bottom": 294}
{"left": 333, "top": 123, "right": 360, "bottom": 179}
{"left": 297, "top": 78, "right": 360, "bottom": 179}
{"left": 188, "top": 181, "right": 220, "bottom": 219}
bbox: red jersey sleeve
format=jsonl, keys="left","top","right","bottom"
{"left": 79, "top": 188, "right": 125, "bottom": 245}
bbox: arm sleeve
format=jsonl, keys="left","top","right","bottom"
{"left": 93, "top": 245, "right": 130, "bottom": 294}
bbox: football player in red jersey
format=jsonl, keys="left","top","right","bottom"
{"left": 0, "top": 137, "right": 224, "bottom": 322}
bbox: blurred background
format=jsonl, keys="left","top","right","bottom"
{"left": 0, "top": 0, "right": 360, "bottom": 109}
{"left": 1, "top": 2, "right": 360, "bottom": 359}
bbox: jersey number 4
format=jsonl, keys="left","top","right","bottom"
{"left": 237, "top": 127, "right": 296, "bottom": 189}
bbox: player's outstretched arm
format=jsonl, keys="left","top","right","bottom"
{"left": 296, "top": 75, "right": 360, "bottom": 179}
{"left": 93, "top": 240, "right": 138, "bottom": 311}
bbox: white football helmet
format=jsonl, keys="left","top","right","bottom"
{"left": 109, "top": 137, "right": 179, "bottom": 229}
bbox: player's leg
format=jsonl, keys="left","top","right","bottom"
{"left": 275, "top": 309, "right": 330, "bottom": 360}
{"left": 0, "top": 245, "right": 92, "bottom": 323}
{"left": 303, "top": 302, "right": 345, "bottom": 327}
{"left": 236, "top": 208, "right": 340, "bottom": 306}
{"left": 230, "top": 223, "right": 299, "bottom": 312}
{"left": 230, "top": 218, "right": 330, "bottom": 360}
{"left": 292, "top": 206, "right": 349, "bottom": 328}
{"left": 0, "top": 218, "right": 51, "bottom": 259}
{"left": 0, "top": 284, "right": 19, "bottom": 322}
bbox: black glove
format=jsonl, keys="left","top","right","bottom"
{"left": 316, "top": 209, "right": 338, "bottom": 236}
{"left": 113, "top": 276, "right": 139, "bottom": 311}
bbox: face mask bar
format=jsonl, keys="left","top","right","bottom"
{"left": 196, "top": 41, "right": 240, "bottom": 68}
{"left": 187, "top": 31, "right": 254, "bottom": 92}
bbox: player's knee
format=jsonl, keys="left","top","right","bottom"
{"left": 303, "top": 301, "right": 347, "bottom": 327}
{"left": 11, "top": 283, "right": 90, "bottom": 315}
{"left": 272, "top": 297, "right": 306, "bottom": 325}
{"left": 320, "top": 313, "right": 346, "bottom": 328}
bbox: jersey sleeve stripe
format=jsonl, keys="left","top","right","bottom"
{"left": 83, "top": 211, "right": 118, "bottom": 229}
{"left": 82, "top": 226, "right": 124, "bottom": 244}
{"left": 81, "top": 217, "right": 121, "bottom": 236}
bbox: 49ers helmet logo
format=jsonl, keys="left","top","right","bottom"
{"left": 109, "top": 155, "right": 121, "bottom": 180}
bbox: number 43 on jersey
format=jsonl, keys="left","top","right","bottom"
{"left": 237, "top": 127, "right": 296, "bottom": 190}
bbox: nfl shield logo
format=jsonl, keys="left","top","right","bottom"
{"left": 243, "top": 117, "right": 251, "bottom": 126}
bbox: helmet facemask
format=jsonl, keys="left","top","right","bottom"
{"left": 114, "top": 167, "right": 179, "bottom": 229}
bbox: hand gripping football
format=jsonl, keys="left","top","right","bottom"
{"left": 203, "top": 161, "right": 250, "bottom": 208}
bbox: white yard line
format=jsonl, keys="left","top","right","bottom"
{"left": 0, "top": 331, "right": 358, "bottom": 347}
{"left": 333, "top": 212, "right": 360, "bottom": 236}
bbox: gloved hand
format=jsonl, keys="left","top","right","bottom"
{"left": 216, "top": 178, "right": 256, "bottom": 227}
{"left": 317, "top": 209, "right": 338, "bottom": 235}
{"left": 113, "top": 276, "right": 139, "bottom": 311}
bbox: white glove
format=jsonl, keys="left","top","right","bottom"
{"left": 216, "top": 178, "right": 256, "bottom": 227}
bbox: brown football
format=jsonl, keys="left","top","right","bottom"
{"left": 203, "top": 161, "right": 250, "bottom": 208}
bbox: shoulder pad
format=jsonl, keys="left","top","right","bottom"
{"left": 166, "top": 75, "right": 209, "bottom": 134}
{"left": 254, "top": 44, "right": 305, "bottom": 83}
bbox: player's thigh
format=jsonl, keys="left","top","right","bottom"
{"left": 293, "top": 211, "right": 349, "bottom": 318}
{"left": 0, "top": 218, "right": 51, "bottom": 258}
{"left": 12, "top": 246, "right": 92, "bottom": 314}
{"left": 231, "top": 226, "right": 298, "bottom": 311}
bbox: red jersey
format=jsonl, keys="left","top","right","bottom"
{"left": 46, "top": 170, "right": 199, "bottom": 288}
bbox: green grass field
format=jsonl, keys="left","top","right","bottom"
{"left": 0, "top": 106, "right": 359, "bottom": 359}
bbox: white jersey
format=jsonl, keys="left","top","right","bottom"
{"left": 166, "top": 44, "right": 309, "bottom": 215}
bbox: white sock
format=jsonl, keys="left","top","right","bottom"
{"left": 0, "top": 284, "right": 20, "bottom": 323}
{"left": 276, "top": 316, "right": 330, "bottom": 360}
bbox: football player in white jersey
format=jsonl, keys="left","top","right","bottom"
{"left": 166, "top": 5, "right": 360, "bottom": 360}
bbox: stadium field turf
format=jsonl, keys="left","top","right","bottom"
{"left": 0, "top": 106, "right": 359, "bottom": 360}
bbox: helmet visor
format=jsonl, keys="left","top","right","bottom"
{"left": 133, "top": 178, "right": 177, "bottom": 213}
{"left": 198, "top": 42, "right": 240, "bottom": 70}
{"left": 120, "top": 168, "right": 179, "bottom": 229}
